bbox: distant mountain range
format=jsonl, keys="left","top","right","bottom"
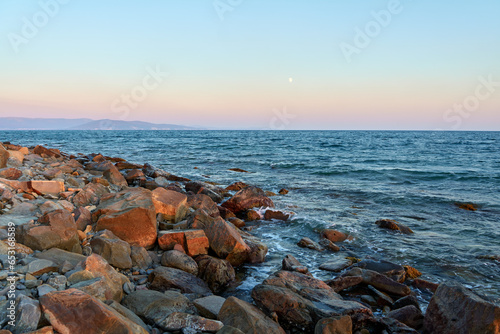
{"left": 0, "top": 118, "right": 199, "bottom": 130}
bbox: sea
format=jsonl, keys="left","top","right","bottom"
{"left": 2, "top": 130, "right": 499, "bottom": 308}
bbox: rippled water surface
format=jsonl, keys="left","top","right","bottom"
{"left": 2, "top": 130, "right": 499, "bottom": 305}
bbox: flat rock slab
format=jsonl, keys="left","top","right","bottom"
{"left": 319, "top": 258, "right": 353, "bottom": 272}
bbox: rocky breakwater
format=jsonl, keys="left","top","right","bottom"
{"left": 0, "top": 141, "right": 498, "bottom": 334}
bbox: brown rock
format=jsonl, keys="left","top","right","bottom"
{"left": 152, "top": 187, "right": 188, "bottom": 223}
{"left": 404, "top": 265, "right": 422, "bottom": 280}
{"left": 74, "top": 206, "right": 92, "bottom": 231}
{"left": 148, "top": 266, "right": 212, "bottom": 296}
{"left": 187, "top": 194, "right": 220, "bottom": 217}
{"left": 278, "top": 188, "right": 289, "bottom": 195}
{"left": 33, "top": 145, "right": 61, "bottom": 158}
{"left": 39, "top": 289, "right": 148, "bottom": 334}
{"left": 319, "top": 258, "right": 352, "bottom": 272}
{"left": 90, "top": 230, "right": 133, "bottom": 269}
{"left": 321, "top": 229, "right": 348, "bottom": 243}
{"left": 20, "top": 209, "right": 81, "bottom": 253}
{"left": 411, "top": 278, "right": 438, "bottom": 293}
{"left": 161, "top": 312, "right": 223, "bottom": 332}
{"left": 0, "top": 145, "right": 8, "bottom": 168}
{"left": 246, "top": 210, "right": 261, "bottom": 221}
{"left": 387, "top": 305, "right": 423, "bottom": 329}
{"left": 315, "top": 316, "right": 352, "bottom": 334}
{"left": 424, "top": 281, "right": 500, "bottom": 334}
{"left": 0, "top": 168, "right": 22, "bottom": 180}
{"left": 130, "top": 246, "right": 152, "bottom": 269}
{"left": 124, "top": 169, "right": 145, "bottom": 185}
{"left": 29, "top": 180, "right": 65, "bottom": 196}
{"left": 161, "top": 250, "right": 199, "bottom": 275}
{"left": 93, "top": 188, "right": 157, "bottom": 248}
{"left": 282, "top": 254, "right": 310, "bottom": 275}
{"left": 221, "top": 186, "right": 274, "bottom": 214}
{"left": 72, "top": 183, "right": 109, "bottom": 207}
{"left": 196, "top": 255, "right": 235, "bottom": 293}
{"left": 319, "top": 239, "right": 341, "bottom": 252}
{"left": 228, "top": 168, "right": 250, "bottom": 173}
{"left": 297, "top": 237, "right": 324, "bottom": 251}
{"left": 264, "top": 210, "right": 290, "bottom": 221}
{"left": 455, "top": 202, "right": 478, "bottom": 211}
{"left": 239, "top": 231, "right": 268, "bottom": 263}
{"left": 225, "top": 181, "right": 248, "bottom": 191}
{"left": 158, "top": 229, "right": 209, "bottom": 257}
{"left": 375, "top": 219, "right": 413, "bottom": 234}
{"left": 218, "top": 296, "right": 286, "bottom": 334}
{"left": 344, "top": 268, "right": 411, "bottom": 296}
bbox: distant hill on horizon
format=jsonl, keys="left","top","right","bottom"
{"left": 0, "top": 117, "right": 200, "bottom": 130}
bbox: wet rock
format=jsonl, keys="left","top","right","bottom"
{"left": 278, "top": 188, "right": 289, "bottom": 195}
{"left": 161, "top": 250, "right": 199, "bottom": 275}
{"left": 282, "top": 254, "right": 310, "bottom": 275}
{"left": 319, "top": 239, "right": 341, "bottom": 252}
{"left": 90, "top": 230, "right": 132, "bottom": 269}
{"left": 246, "top": 209, "right": 261, "bottom": 221}
{"left": 188, "top": 210, "right": 250, "bottom": 266}
{"left": 344, "top": 267, "right": 411, "bottom": 296}
{"left": 297, "top": 237, "right": 324, "bottom": 251}
{"left": 130, "top": 246, "right": 152, "bottom": 269}
{"left": 392, "top": 295, "right": 420, "bottom": 310}
{"left": 160, "top": 312, "right": 223, "bottom": 332}
{"left": 319, "top": 258, "right": 352, "bottom": 272}
{"left": 40, "top": 289, "right": 147, "bottom": 334}
{"left": 321, "top": 229, "right": 348, "bottom": 243}
{"left": 387, "top": 305, "right": 423, "bottom": 329}
{"left": 375, "top": 219, "right": 413, "bottom": 234}
{"left": 404, "top": 265, "right": 422, "bottom": 280}
{"left": 424, "top": 281, "right": 500, "bottom": 334}
{"left": 152, "top": 187, "right": 188, "bottom": 223}
{"left": 225, "top": 182, "right": 248, "bottom": 191}
{"left": 194, "top": 295, "right": 226, "bottom": 319}
{"left": 411, "top": 278, "right": 438, "bottom": 293}
{"left": 148, "top": 266, "right": 212, "bottom": 296}
{"left": 218, "top": 206, "right": 236, "bottom": 219}
{"left": 239, "top": 230, "right": 268, "bottom": 263}
{"left": 455, "top": 202, "right": 478, "bottom": 211}
{"left": 264, "top": 210, "right": 290, "bottom": 221}
{"left": 228, "top": 168, "right": 249, "bottom": 173}
{"left": 221, "top": 186, "right": 274, "bottom": 214}
{"left": 367, "top": 285, "right": 394, "bottom": 307}
{"left": 93, "top": 187, "right": 157, "bottom": 248}
{"left": 354, "top": 259, "right": 406, "bottom": 282}
{"left": 196, "top": 255, "right": 235, "bottom": 293}
{"left": 0, "top": 168, "right": 22, "bottom": 180}
{"left": 19, "top": 209, "right": 81, "bottom": 253}
{"left": 68, "top": 254, "right": 129, "bottom": 302}
{"left": 158, "top": 229, "right": 209, "bottom": 257}
{"left": 315, "top": 315, "right": 352, "bottom": 334}
{"left": 218, "top": 296, "right": 286, "bottom": 334}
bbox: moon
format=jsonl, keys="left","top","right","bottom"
{"left": 289, "top": 77, "right": 293, "bottom": 83}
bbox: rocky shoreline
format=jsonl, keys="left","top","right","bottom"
{"left": 0, "top": 142, "right": 499, "bottom": 334}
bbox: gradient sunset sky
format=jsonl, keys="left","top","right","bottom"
{"left": 1, "top": 1, "right": 499, "bottom": 130}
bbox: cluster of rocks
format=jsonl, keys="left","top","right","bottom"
{"left": 0, "top": 142, "right": 498, "bottom": 334}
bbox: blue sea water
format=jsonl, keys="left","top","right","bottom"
{"left": 2, "top": 130, "right": 499, "bottom": 306}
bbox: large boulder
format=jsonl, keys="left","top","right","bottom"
{"left": 158, "top": 229, "right": 209, "bottom": 257}
{"left": 148, "top": 266, "right": 212, "bottom": 296}
{"left": 221, "top": 186, "right": 274, "bottom": 214}
{"left": 87, "top": 160, "right": 127, "bottom": 187}
{"left": 0, "top": 145, "right": 8, "bottom": 168}
{"left": 218, "top": 296, "right": 286, "bottom": 334}
{"left": 187, "top": 194, "right": 220, "bottom": 217}
{"left": 90, "top": 230, "right": 132, "bottom": 269}
{"left": 33, "top": 145, "right": 61, "bottom": 158}
{"left": 188, "top": 210, "right": 250, "bottom": 266}
{"left": 152, "top": 187, "right": 188, "bottom": 222}
{"left": 67, "top": 254, "right": 129, "bottom": 302}
{"left": 93, "top": 188, "right": 157, "bottom": 248}
{"left": 29, "top": 180, "right": 65, "bottom": 196}
{"left": 19, "top": 209, "right": 81, "bottom": 253}
{"left": 40, "top": 289, "right": 148, "bottom": 334}
{"left": 161, "top": 250, "right": 199, "bottom": 275}
{"left": 72, "top": 183, "right": 109, "bottom": 207}
{"left": 424, "top": 281, "right": 500, "bottom": 334}
{"left": 196, "top": 255, "right": 235, "bottom": 293}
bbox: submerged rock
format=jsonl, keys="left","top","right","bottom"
{"left": 375, "top": 219, "right": 413, "bottom": 234}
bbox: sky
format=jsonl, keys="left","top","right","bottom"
{"left": 0, "top": 0, "right": 499, "bottom": 130}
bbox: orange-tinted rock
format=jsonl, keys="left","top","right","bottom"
{"left": 187, "top": 194, "right": 220, "bottom": 217}
{"left": 196, "top": 255, "right": 235, "bottom": 293}
{"left": 0, "top": 168, "right": 22, "bottom": 180}
{"left": 411, "top": 278, "right": 438, "bottom": 293}
{"left": 29, "top": 180, "right": 65, "bottom": 196}
{"left": 278, "top": 188, "right": 289, "bottom": 195}
{"left": 74, "top": 206, "right": 92, "bottom": 231}
{"left": 20, "top": 209, "right": 81, "bottom": 253}
{"left": 158, "top": 229, "right": 209, "bottom": 257}
{"left": 218, "top": 206, "right": 236, "bottom": 219}
{"left": 41, "top": 168, "right": 63, "bottom": 180}
{"left": 264, "top": 210, "right": 290, "bottom": 221}
{"left": 33, "top": 145, "right": 61, "bottom": 158}
{"left": 246, "top": 210, "right": 261, "bottom": 221}
{"left": 455, "top": 202, "right": 478, "bottom": 211}
{"left": 221, "top": 186, "right": 274, "bottom": 214}
{"left": 0, "top": 145, "right": 8, "bottom": 168}
{"left": 72, "top": 183, "right": 109, "bottom": 207}
{"left": 40, "top": 289, "right": 148, "bottom": 334}
{"left": 152, "top": 187, "right": 188, "bottom": 223}
{"left": 115, "top": 161, "right": 143, "bottom": 170}
{"left": 404, "top": 265, "right": 422, "bottom": 280}
{"left": 93, "top": 188, "right": 157, "bottom": 248}
{"left": 225, "top": 181, "right": 248, "bottom": 191}
{"left": 0, "top": 240, "right": 33, "bottom": 255}
{"left": 321, "top": 229, "right": 348, "bottom": 243}
{"left": 375, "top": 219, "right": 414, "bottom": 234}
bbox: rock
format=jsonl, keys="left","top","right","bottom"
{"left": 375, "top": 219, "right": 413, "bottom": 234}
{"left": 19, "top": 209, "right": 81, "bottom": 253}
{"left": 326, "top": 276, "right": 363, "bottom": 293}
{"left": 26, "top": 259, "right": 58, "bottom": 275}
{"left": 367, "top": 285, "right": 394, "bottom": 307}
{"left": 225, "top": 182, "right": 248, "bottom": 191}
{"left": 264, "top": 210, "right": 290, "bottom": 221}
{"left": 194, "top": 295, "right": 226, "bottom": 319}
{"left": 74, "top": 207, "right": 92, "bottom": 231}
{"left": 228, "top": 168, "right": 249, "bottom": 173}
{"left": 387, "top": 305, "right": 423, "bottom": 329}
{"left": 124, "top": 169, "right": 145, "bottom": 185}
{"left": 0, "top": 240, "right": 34, "bottom": 255}
{"left": 354, "top": 259, "right": 406, "bottom": 282}
{"left": 218, "top": 206, "right": 236, "bottom": 219}
{"left": 344, "top": 267, "right": 411, "bottom": 296}
{"left": 455, "top": 202, "right": 478, "bottom": 211}
{"left": 216, "top": 326, "right": 245, "bottom": 334}
{"left": 188, "top": 210, "right": 250, "bottom": 266}
{"left": 90, "top": 160, "right": 127, "bottom": 187}
{"left": 282, "top": 254, "right": 310, "bottom": 275}
{"left": 278, "top": 188, "right": 289, "bottom": 195}
{"left": 161, "top": 250, "right": 199, "bottom": 275}
{"left": 188, "top": 194, "right": 220, "bottom": 217}
{"left": 122, "top": 290, "right": 193, "bottom": 328}
{"left": 9, "top": 296, "right": 41, "bottom": 334}
{"left": 158, "top": 229, "right": 209, "bottom": 257}
{"left": 93, "top": 187, "right": 157, "bottom": 248}
{"left": 239, "top": 230, "right": 268, "bottom": 263}
{"left": 72, "top": 183, "right": 109, "bottom": 207}
{"left": 0, "top": 145, "right": 8, "bottom": 168}
{"left": 39, "top": 289, "right": 148, "bottom": 334}
{"left": 34, "top": 248, "right": 86, "bottom": 268}
{"left": 424, "top": 281, "right": 500, "bottom": 334}
{"left": 315, "top": 316, "right": 352, "bottom": 334}
{"left": 7, "top": 150, "right": 24, "bottom": 166}
{"left": 47, "top": 275, "right": 67, "bottom": 291}
{"left": 411, "top": 278, "right": 438, "bottom": 293}
{"left": 130, "top": 246, "right": 152, "bottom": 269}
{"left": 160, "top": 312, "right": 224, "bottom": 332}
{"left": 297, "top": 237, "right": 324, "bottom": 251}
{"left": 152, "top": 187, "right": 188, "bottom": 223}
{"left": 185, "top": 181, "right": 224, "bottom": 203}
{"left": 90, "top": 230, "right": 132, "bottom": 269}
{"left": 404, "top": 265, "right": 422, "bottom": 280}
{"left": 37, "top": 284, "right": 57, "bottom": 297}
{"left": 148, "top": 266, "right": 212, "bottom": 296}
{"left": 319, "top": 258, "right": 352, "bottom": 273}
{"left": 321, "top": 229, "right": 348, "bottom": 243}
{"left": 246, "top": 210, "right": 261, "bottom": 221}
{"left": 33, "top": 145, "right": 61, "bottom": 158}
{"left": 221, "top": 186, "right": 274, "bottom": 214}
{"left": 218, "top": 296, "right": 286, "bottom": 334}
{"left": 0, "top": 168, "right": 22, "bottom": 180}
{"left": 196, "top": 255, "right": 235, "bottom": 293}
{"left": 106, "top": 301, "right": 149, "bottom": 332}
{"left": 39, "top": 200, "right": 74, "bottom": 215}
{"left": 68, "top": 254, "right": 129, "bottom": 302}
{"left": 392, "top": 295, "right": 420, "bottom": 310}
{"left": 29, "top": 180, "right": 65, "bottom": 196}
